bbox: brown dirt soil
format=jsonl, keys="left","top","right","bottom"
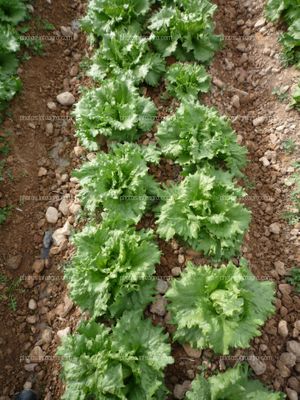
{"left": 0, "top": 0, "right": 86, "bottom": 398}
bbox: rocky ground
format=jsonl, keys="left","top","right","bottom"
{"left": 0, "top": 0, "right": 299, "bottom": 399}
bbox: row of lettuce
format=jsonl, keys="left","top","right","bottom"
{"left": 57, "top": 1, "right": 284, "bottom": 399}
{"left": 0, "top": 0, "right": 29, "bottom": 122}
{"left": 265, "top": 0, "right": 300, "bottom": 225}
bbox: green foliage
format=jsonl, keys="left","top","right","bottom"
{"left": 81, "top": 0, "right": 151, "bottom": 41}
{"left": 0, "top": 75, "right": 21, "bottom": 111}
{"left": 282, "top": 138, "right": 296, "bottom": 153}
{"left": 265, "top": 0, "right": 300, "bottom": 23}
{"left": 73, "top": 143, "right": 160, "bottom": 223}
{"left": 74, "top": 78, "right": 157, "bottom": 150}
{"left": 149, "top": 0, "right": 222, "bottom": 62}
{"left": 286, "top": 267, "right": 300, "bottom": 292}
{"left": 0, "top": 0, "right": 27, "bottom": 25}
{"left": 279, "top": 19, "right": 300, "bottom": 67}
{"left": 291, "top": 81, "right": 300, "bottom": 108}
{"left": 88, "top": 30, "right": 165, "bottom": 86}
{"left": 165, "top": 62, "right": 211, "bottom": 100}
{"left": 166, "top": 261, "right": 275, "bottom": 354}
{"left": 58, "top": 312, "right": 174, "bottom": 400}
{"left": 266, "top": 0, "right": 300, "bottom": 67}
{"left": 65, "top": 222, "right": 160, "bottom": 318}
{"left": 0, "top": 273, "right": 22, "bottom": 311}
{"left": 156, "top": 102, "right": 246, "bottom": 176}
{"left": 156, "top": 168, "right": 250, "bottom": 260}
{"left": 0, "top": 206, "right": 10, "bottom": 224}
{"left": 186, "top": 364, "right": 284, "bottom": 399}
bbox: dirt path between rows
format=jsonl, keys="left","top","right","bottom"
{"left": 0, "top": 1, "right": 85, "bottom": 398}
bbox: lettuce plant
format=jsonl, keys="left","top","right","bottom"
{"left": 165, "top": 62, "right": 211, "bottom": 100}
{"left": 157, "top": 102, "right": 247, "bottom": 176}
{"left": 279, "top": 19, "right": 300, "bottom": 67}
{"left": 265, "top": 0, "right": 300, "bottom": 23}
{"left": 149, "top": 0, "right": 222, "bottom": 62}
{"left": 186, "top": 364, "right": 284, "bottom": 399}
{"left": 58, "top": 311, "right": 174, "bottom": 400}
{"left": 156, "top": 167, "right": 250, "bottom": 260}
{"left": 74, "top": 78, "right": 157, "bottom": 150}
{"left": 74, "top": 143, "right": 160, "bottom": 223}
{"left": 88, "top": 29, "right": 165, "bottom": 86}
{"left": 81, "top": 0, "right": 152, "bottom": 41}
{"left": 166, "top": 261, "right": 275, "bottom": 354}
{"left": 0, "top": 0, "right": 27, "bottom": 25}
{"left": 65, "top": 222, "right": 160, "bottom": 318}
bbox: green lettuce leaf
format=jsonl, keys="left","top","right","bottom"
{"left": 81, "top": 0, "right": 151, "bottom": 41}
{"left": 74, "top": 78, "right": 157, "bottom": 150}
{"left": 149, "top": 0, "right": 222, "bottom": 62}
{"left": 156, "top": 101, "right": 247, "bottom": 177}
{"left": 165, "top": 62, "right": 211, "bottom": 101}
{"left": 65, "top": 221, "right": 160, "bottom": 318}
{"left": 88, "top": 29, "right": 165, "bottom": 86}
{"left": 186, "top": 364, "right": 285, "bottom": 399}
{"left": 58, "top": 312, "right": 174, "bottom": 400}
{"left": 166, "top": 260, "right": 276, "bottom": 354}
{"left": 0, "top": 0, "right": 27, "bottom": 25}
{"left": 156, "top": 167, "right": 250, "bottom": 260}
{"left": 74, "top": 143, "right": 161, "bottom": 222}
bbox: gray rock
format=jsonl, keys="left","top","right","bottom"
{"left": 56, "top": 91, "right": 75, "bottom": 106}
{"left": 45, "top": 123, "right": 53, "bottom": 134}
{"left": 253, "top": 116, "right": 266, "bottom": 126}
{"left": 183, "top": 344, "right": 202, "bottom": 358}
{"left": 29, "top": 346, "right": 45, "bottom": 363}
{"left": 278, "top": 320, "right": 289, "bottom": 338}
{"left": 287, "top": 341, "right": 300, "bottom": 360}
{"left": 156, "top": 279, "right": 169, "bottom": 294}
{"left": 58, "top": 198, "right": 69, "bottom": 216}
{"left": 248, "top": 355, "right": 266, "bottom": 375}
{"left": 45, "top": 207, "right": 59, "bottom": 224}
{"left": 286, "top": 388, "right": 298, "bottom": 400}
{"left": 280, "top": 352, "right": 296, "bottom": 367}
{"left": 274, "top": 261, "right": 286, "bottom": 276}
{"left": 47, "top": 101, "right": 57, "bottom": 110}
{"left": 28, "top": 299, "right": 37, "bottom": 311}
{"left": 150, "top": 296, "right": 167, "bottom": 316}
{"left": 171, "top": 267, "right": 181, "bottom": 277}
{"left": 269, "top": 222, "right": 281, "bottom": 234}
{"left": 173, "top": 381, "right": 191, "bottom": 399}
{"left": 7, "top": 255, "right": 22, "bottom": 270}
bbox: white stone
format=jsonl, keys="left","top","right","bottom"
{"left": 269, "top": 222, "right": 281, "bottom": 234}
{"left": 46, "top": 207, "right": 59, "bottom": 224}
{"left": 278, "top": 320, "right": 289, "bottom": 337}
{"left": 57, "top": 92, "right": 75, "bottom": 106}
{"left": 59, "top": 198, "right": 69, "bottom": 216}
{"left": 28, "top": 299, "right": 37, "bottom": 310}
{"left": 248, "top": 355, "right": 266, "bottom": 375}
{"left": 57, "top": 327, "right": 71, "bottom": 339}
{"left": 253, "top": 116, "right": 266, "bottom": 126}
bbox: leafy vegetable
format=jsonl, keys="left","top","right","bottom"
{"left": 149, "top": 0, "right": 222, "bottom": 62}
{"left": 156, "top": 102, "right": 247, "bottom": 176}
{"left": 265, "top": 0, "right": 300, "bottom": 23}
{"left": 279, "top": 19, "right": 300, "bottom": 67}
{"left": 81, "top": 0, "right": 152, "bottom": 41}
{"left": 156, "top": 167, "right": 250, "bottom": 260}
{"left": 186, "top": 364, "right": 284, "bottom": 399}
{"left": 166, "top": 260, "right": 275, "bottom": 354}
{"left": 74, "top": 143, "right": 161, "bottom": 223}
{"left": 0, "top": 75, "right": 21, "bottom": 111}
{"left": 58, "top": 311, "right": 174, "bottom": 400}
{"left": 291, "top": 81, "right": 300, "bottom": 108}
{"left": 88, "top": 29, "right": 165, "bottom": 86}
{"left": 0, "top": 0, "right": 27, "bottom": 25}
{"left": 65, "top": 222, "right": 160, "bottom": 318}
{"left": 74, "top": 78, "right": 157, "bottom": 150}
{"left": 165, "top": 62, "right": 211, "bottom": 100}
